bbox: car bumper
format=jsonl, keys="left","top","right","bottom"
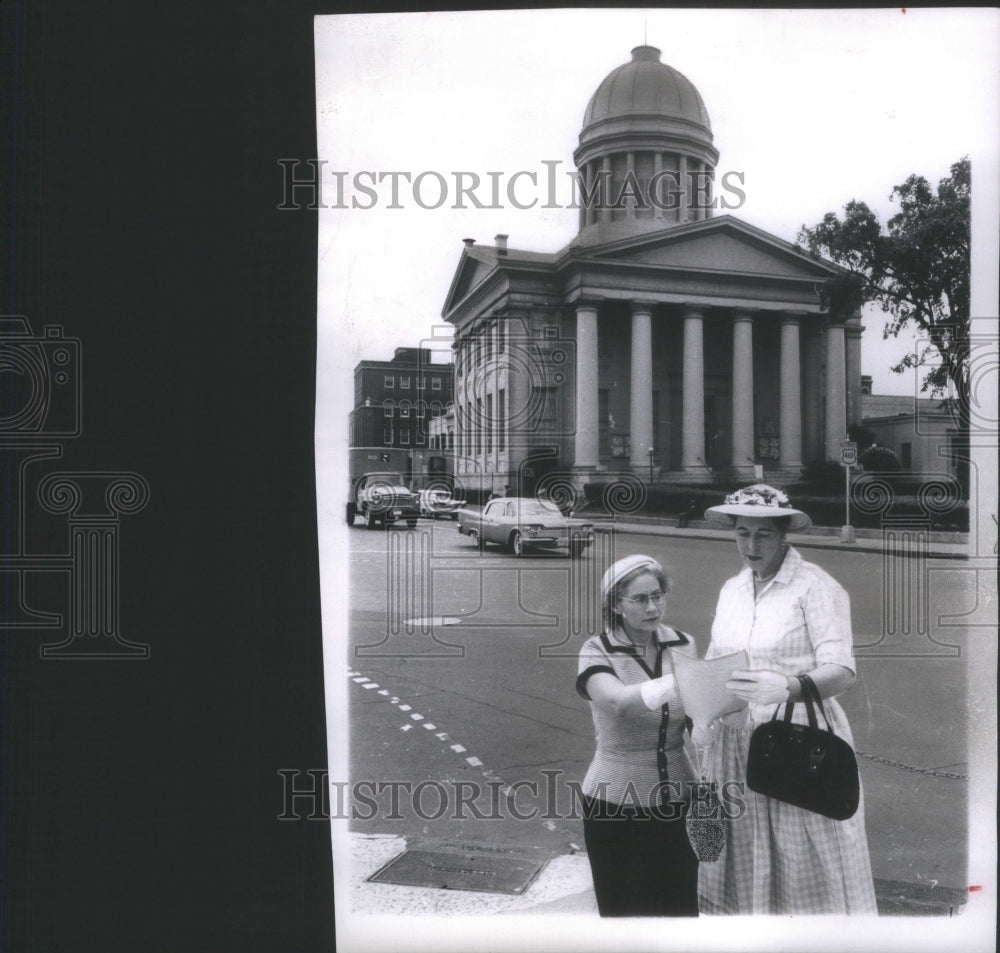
{"left": 523, "top": 535, "right": 594, "bottom": 549}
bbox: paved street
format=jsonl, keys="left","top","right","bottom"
{"left": 346, "top": 518, "right": 971, "bottom": 895}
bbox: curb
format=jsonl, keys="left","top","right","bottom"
{"left": 346, "top": 834, "right": 967, "bottom": 917}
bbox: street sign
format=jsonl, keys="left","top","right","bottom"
{"left": 840, "top": 440, "right": 858, "bottom": 467}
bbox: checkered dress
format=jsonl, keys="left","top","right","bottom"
{"left": 697, "top": 547, "right": 878, "bottom": 915}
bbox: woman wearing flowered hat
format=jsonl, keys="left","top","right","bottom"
{"left": 575, "top": 554, "right": 700, "bottom": 916}
{"left": 695, "top": 484, "right": 876, "bottom": 914}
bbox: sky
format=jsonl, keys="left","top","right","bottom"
{"left": 316, "top": 7, "right": 997, "bottom": 414}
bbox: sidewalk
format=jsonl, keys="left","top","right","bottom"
{"left": 345, "top": 832, "right": 968, "bottom": 917}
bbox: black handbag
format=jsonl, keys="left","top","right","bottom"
{"left": 746, "top": 674, "right": 860, "bottom": 820}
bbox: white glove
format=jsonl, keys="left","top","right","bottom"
{"left": 640, "top": 674, "right": 676, "bottom": 711}
{"left": 725, "top": 669, "right": 792, "bottom": 705}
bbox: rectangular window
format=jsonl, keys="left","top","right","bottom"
{"left": 400, "top": 376, "right": 411, "bottom": 390}
{"left": 384, "top": 376, "right": 394, "bottom": 389}
{"left": 486, "top": 393, "right": 493, "bottom": 453}
{"left": 432, "top": 378, "right": 442, "bottom": 390}
{"left": 475, "top": 398, "right": 483, "bottom": 455}
{"left": 537, "top": 386, "right": 557, "bottom": 433}
{"left": 400, "top": 407, "right": 410, "bottom": 418}
{"left": 416, "top": 403, "right": 426, "bottom": 418}
{"left": 384, "top": 404, "right": 393, "bottom": 417}
{"left": 599, "top": 389, "right": 610, "bottom": 458}
{"left": 383, "top": 427, "right": 393, "bottom": 443}
{"left": 498, "top": 388, "right": 506, "bottom": 452}
{"left": 400, "top": 429, "right": 410, "bottom": 445}
{"left": 417, "top": 377, "right": 426, "bottom": 389}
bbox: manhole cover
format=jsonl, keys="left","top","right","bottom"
{"left": 368, "top": 847, "right": 545, "bottom": 895}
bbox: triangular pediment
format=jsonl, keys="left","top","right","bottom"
{"left": 444, "top": 254, "right": 496, "bottom": 313}
{"left": 579, "top": 216, "right": 841, "bottom": 280}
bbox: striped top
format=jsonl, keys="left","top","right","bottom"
{"left": 577, "top": 624, "right": 697, "bottom": 807}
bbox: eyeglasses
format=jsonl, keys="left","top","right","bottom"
{"left": 620, "top": 590, "right": 666, "bottom": 607}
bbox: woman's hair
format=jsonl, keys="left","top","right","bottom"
{"left": 603, "top": 563, "right": 672, "bottom": 630}
{"left": 731, "top": 514, "right": 793, "bottom": 535}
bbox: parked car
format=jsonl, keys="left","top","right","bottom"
{"left": 348, "top": 471, "right": 419, "bottom": 529}
{"left": 418, "top": 487, "right": 465, "bottom": 520}
{"left": 456, "top": 497, "right": 595, "bottom": 557}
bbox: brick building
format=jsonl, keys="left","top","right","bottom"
{"left": 348, "top": 347, "right": 454, "bottom": 449}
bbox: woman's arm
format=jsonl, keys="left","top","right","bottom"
{"left": 726, "top": 662, "right": 854, "bottom": 704}
{"left": 586, "top": 671, "right": 675, "bottom": 718}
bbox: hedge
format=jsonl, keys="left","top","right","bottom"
{"left": 582, "top": 480, "right": 968, "bottom": 531}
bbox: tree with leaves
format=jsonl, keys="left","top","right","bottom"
{"left": 798, "top": 157, "right": 970, "bottom": 418}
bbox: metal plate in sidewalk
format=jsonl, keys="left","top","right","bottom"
{"left": 368, "top": 847, "right": 545, "bottom": 895}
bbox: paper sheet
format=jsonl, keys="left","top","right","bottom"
{"left": 670, "top": 649, "right": 750, "bottom": 724}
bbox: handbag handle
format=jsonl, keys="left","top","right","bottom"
{"left": 798, "top": 673, "right": 835, "bottom": 732}
{"left": 773, "top": 673, "right": 832, "bottom": 732}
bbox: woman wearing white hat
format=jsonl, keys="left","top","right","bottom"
{"left": 575, "top": 554, "right": 699, "bottom": 916}
{"left": 696, "top": 484, "right": 876, "bottom": 915}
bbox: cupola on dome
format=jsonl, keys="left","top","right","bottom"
{"left": 572, "top": 45, "right": 720, "bottom": 240}
{"left": 582, "top": 45, "right": 712, "bottom": 132}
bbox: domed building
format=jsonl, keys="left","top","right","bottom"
{"left": 442, "top": 46, "right": 863, "bottom": 496}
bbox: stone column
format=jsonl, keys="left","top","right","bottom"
{"left": 599, "top": 156, "right": 612, "bottom": 224}
{"left": 681, "top": 308, "right": 706, "bottom": 471}
{"left": 574, "top": 303, "right": 600, "bottom": 468}
{"left": 625, "top": 151, "right": 636, "bottom": 220}
{"left": 845, "top": 311, "right": 864, "bottom": 428}
{"left": 694, "top": 161, "right": 706, "bottom": 221}
{"left": 731, "top": 310, "right": 755, "bottom": 473}
{"left": 779, "top": 313, "right": 803, "bottom": 468}
{"left": 652, "top": 152, "right": 664, "bottom": 221}
{"left": 629, "top": 303, "right": 654, "bottom": 470}
{"left": 678, "top": 154, "right": 688, "bottom": 224}
{"left": 802, "top": 325, "right": 823, "bottom": 463}
{"left": 825, "top": 319, "right": 848, "bottom": 460}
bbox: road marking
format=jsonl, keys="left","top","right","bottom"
{"left": 402, "top": 616, "right": 462, "bottom": 627}
{"left": 351, "top": 667, "right": 517, "bottom": 827}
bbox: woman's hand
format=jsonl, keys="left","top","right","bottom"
{"left": 725, "top": 669, "right": 791, "bottom": 705}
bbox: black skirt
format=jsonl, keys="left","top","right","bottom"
{"left": 582, "top": 796, "right": 699, "bottom": 917}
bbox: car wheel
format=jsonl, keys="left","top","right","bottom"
{"left": 469, "top": 529, "right": 481, "bottom": 550}
{"left": 511, "top": 531, "right": 524, "bottom": 557}
{"left": 346, "top": 502, "right": 356, "bottom": 526}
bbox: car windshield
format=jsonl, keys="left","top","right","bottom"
{"left": 516, "top": 500, "right": 563, "bottom": 517}
{"left": 369, "top": 473, "right": 404, "bottom": 486}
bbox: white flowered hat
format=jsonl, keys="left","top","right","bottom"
{"left": 703, "top": 484, "right": 812, "bottom": 531}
